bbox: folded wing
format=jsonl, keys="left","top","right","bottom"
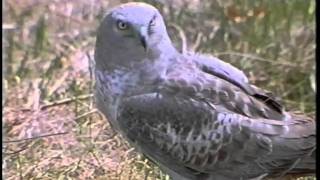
{"left": 118, "top": 93, "right": 315, "bottom": 179}
{"left": 192, "top": 53, "right": 284, "bottom": 114}
{"left": 117, "top": 55, "right": 315, "bottom": 179}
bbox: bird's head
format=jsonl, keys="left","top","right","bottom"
{"left": 95, "top": 2, "right": 176, "bottom": 71}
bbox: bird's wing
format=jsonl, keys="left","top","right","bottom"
{"left": 190, "top": 53, "right": 250, "bottom": 87}
{"left": 118, "top": 93, "right": 315, "bottom": 179}
{"left": 117, "top": 56, "right": 314, "bottom": 178}
{"left": 161, "top": 55, "right": 285, "bottom": 120}
{"left": 191, "top": 53, "right": 284, "bottom": 113}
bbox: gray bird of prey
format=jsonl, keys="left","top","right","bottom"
{"left": 94, "top": 2, "right": 315, "bottom": 180}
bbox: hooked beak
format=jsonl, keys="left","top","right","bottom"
{"left": 137, "top": 26, "right": 148, "bottom": 51}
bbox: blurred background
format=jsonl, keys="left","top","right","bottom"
{"left": 3, "top": 0, "right": 315, "bottom": 179}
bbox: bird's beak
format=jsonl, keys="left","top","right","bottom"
{"left": 138, "top": 26, "right": 148, "bottom": 51}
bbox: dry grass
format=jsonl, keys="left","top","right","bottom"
{"left": 3, "top": 0, "right": 315, "bottom": 179}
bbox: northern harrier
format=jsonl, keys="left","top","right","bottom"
{"left": 94, "top": 2, "right": 315, "bottom": 180}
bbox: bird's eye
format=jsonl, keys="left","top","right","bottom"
{"left": 117, "top": 20, "right": 128, "bottom": 30}
{"left": 149, "top": 16, "right": 156, "bottom": 26}
{"left": 149, "top": 19, "right": 156, "bottom": 26}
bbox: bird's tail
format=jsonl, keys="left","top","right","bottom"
{"left": 278, "top": 113, "right": 316, "bottom": 177}
{"left": 290, "top": 149, "right": 316, "bottom": 174}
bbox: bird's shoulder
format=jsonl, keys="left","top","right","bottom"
{"left": 188, "top": 52, "right": 284, "bottom": 111}
{"left": 160, "top": 53, "right": 286, "bottom": 120}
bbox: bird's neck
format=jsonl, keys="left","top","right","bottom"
{"left": 96, "top": 53, "right": 175, "bottom": 99}
{"left": 95, "top": 37, "right": 178, "bottom": 99}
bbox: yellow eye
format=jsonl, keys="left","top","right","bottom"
{"left": 117, "top": 20, "right": 128, "bottom": 30}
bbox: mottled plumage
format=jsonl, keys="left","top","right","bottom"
{"left": 94, "top": 2, "right": 315, "bottom": 180}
